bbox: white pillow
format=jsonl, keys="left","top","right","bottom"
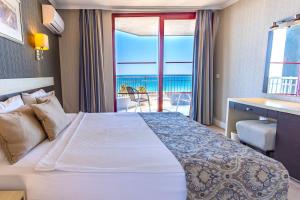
{"left": 22, "top": 89, "right": 54, "bottom": 105}
{"left": 27, "top": 89, "right": 46, "bottom": 97}
{"left": 0, "top": 95, "right": 24, "bottom": 113}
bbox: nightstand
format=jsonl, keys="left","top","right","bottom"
{"left": 0, "top": 191, "right": 25, "bottom": 200}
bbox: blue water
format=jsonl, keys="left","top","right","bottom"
{"left": 116, "top": 75, "right": 192, "bottom": 93}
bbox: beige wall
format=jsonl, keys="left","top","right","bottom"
{"left": 59, "top": 10, "right": 80, "bottom": 113}
{"left": 214, "top": 0, "right": 300, "bottom": 124}
{"left": 102, "top": 11, "right": 115, "bottom": 112}
{"left": 58, "top": 10, "right": 115, "bottom": 112}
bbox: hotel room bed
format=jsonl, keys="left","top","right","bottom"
{"left": 0, "top": 112, "right": 289, "bottom": 200}
{"left": 0, "top": 113, "right": 186, "bottom": 200}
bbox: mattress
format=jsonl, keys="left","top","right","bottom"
{"left": 0, "top": 113, "right": 186, "bottom": 200}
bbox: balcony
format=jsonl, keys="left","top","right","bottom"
{"left": 114, "top": 16, "right": 195, "bottom": 115}
{"left": 268, "top": 76, "right": 299, "bottom": 95}
{"left": 116, "top": 75, "right": 192, "bottom": 115}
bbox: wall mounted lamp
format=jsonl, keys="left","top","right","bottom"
{"left": 294, "top": 14, "right": 300, "bottom": 25}
{"left": 271, "top": 14, "right": 300, "bottom": 30}
{"left": 270, "top": 22, "right": 279, "bottom": 30}
{"left": 34, "top": 33, "right": 49, "bottom": 61}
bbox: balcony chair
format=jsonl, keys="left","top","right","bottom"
{"left": 175, "top": 93, "right": 192, "bottom": 112}
{"left": 126, "top": 86, "right": 151, "bottom": 112}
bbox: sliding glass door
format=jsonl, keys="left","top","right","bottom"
{"left": 114, "top": 17, "right": 159, "bottom": 112}
{"left": 113, "top": 13, "right": 196, "bottom": 115}
{"left": 163, "top": 19, "right": 195, "bottom": 115}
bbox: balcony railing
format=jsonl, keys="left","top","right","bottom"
{"left": 116, "top": 75, "right": 192, "bottom": 114}
{"left": 268, "top": 77, "right": 298, "bottom": 95}
{"left": 116, "top": 75, "right": 192, "bottom": 94}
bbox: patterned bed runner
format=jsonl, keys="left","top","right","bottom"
{"left": 139, "top": 112, "right": 289, "bottom": 200}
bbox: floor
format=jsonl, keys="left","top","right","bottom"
{"left": 207, "top": 125, "right": 300, "bottom": 200}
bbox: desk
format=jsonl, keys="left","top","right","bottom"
{"left": 226, "top": 98, "right": 300, "bottom": 181}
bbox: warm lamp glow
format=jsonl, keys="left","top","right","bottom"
{"left": 34, "top": 33, "right": 49, "bottom": 50}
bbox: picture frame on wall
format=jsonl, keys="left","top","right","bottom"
{"left": 0, "top": 0, "right": 23, "bottom": 44}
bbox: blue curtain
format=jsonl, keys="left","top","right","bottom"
{"left": 190, "top": 10, "right": 219, "bottom": 125}
{"left": 79, "top": 10, "right": 106, "bottom": 113}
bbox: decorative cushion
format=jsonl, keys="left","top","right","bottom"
{"left": 22, "top": 89, "right": 55, "bottom": 105}
{"left": 0, "top": 106, "right": 46, "bottom": 164}
{"left": 0, "top": 95, "right": 24, "bottom": 113}
{"left": 32, "top": 96, "right": 70, "bottom": 141}
{"left": 36, "top": 91, "right": 57, "bottom": 105}
{"left": 236, "top": 120, "right": 277, "bottom": 151}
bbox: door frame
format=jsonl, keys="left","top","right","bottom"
{"left": 112, "top": 12, "right": 196, "bottom": 112}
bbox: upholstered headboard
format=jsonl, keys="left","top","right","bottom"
{"left": 0, "top": 77, "right": 54, "bottom": 101}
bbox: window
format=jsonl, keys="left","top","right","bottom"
{"left": 113, "top": 13, "right": 196, "bottom": 114}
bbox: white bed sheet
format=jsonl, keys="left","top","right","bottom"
{"left": 0, "top": 113, "right": 186, "bottom": 200}
{"left": 36, "top": 113, "right": 184, "bottom": 173}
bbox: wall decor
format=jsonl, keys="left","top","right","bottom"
{"left": 0, "top": 0, "right": 23, "bottom": 43}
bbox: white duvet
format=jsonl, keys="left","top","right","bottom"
{"left": 36, "top": 112, "right": 184, "bottom": 174}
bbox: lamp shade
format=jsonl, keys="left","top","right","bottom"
{"left": 34, "top": 33, "right": 49, "bottom": 50}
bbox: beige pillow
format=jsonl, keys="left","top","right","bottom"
{"left": 32, "top": 96, "right": 70, "bottom": 141}
{"left": 36, "top": 92, "right": 58, "bottom": 105}
{"left": 0, "top": 106, "right": 46, "bottom": 164}
{"left": 22, "top": 90, "right": 55, "bottom": 105}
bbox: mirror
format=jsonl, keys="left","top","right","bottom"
{"left": 263, "top": 22, "right": 300, "bottom": 96}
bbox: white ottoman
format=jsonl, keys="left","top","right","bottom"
{"left": 236, "top": 120, "right": 277, "bottom": 152}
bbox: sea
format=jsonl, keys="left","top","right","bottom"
{"left": 116, "top": 75, "right": 192, "bottom": 93}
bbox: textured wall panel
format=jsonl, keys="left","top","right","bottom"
{"left": 0, "top": 0, "right": 62, "bottom": 101}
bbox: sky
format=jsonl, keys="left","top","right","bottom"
{"left": 115, "top": 31, "right": 194, "bottom": 75}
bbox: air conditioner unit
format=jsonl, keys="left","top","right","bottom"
{"left": 42, "top": 5, "right": 64, "bottom": 35}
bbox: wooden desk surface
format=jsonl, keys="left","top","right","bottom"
{"left": 228, "top": 98, "right": 300, "bottom": 116}
{"left": 0, "top": 191, "right": 24, "bottom": 200}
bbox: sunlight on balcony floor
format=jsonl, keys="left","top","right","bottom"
{"left": 117, "top": 95, "right": 191, "bottom": 116}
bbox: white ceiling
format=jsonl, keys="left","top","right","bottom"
{"left": 50, "top": 0, "right": 239, "bottom": 10}
{"left": 116, "top": 17, "right": 196, "bottom": 36}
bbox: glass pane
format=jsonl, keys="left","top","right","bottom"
{"left": 163, "top": 19, "right": 195, "bottom": 115}
{"left": 115, "top": 17, "right": 159, "bottom": 112}
{"left": 267, "top": 25, "right": 300, "bottom": 95}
